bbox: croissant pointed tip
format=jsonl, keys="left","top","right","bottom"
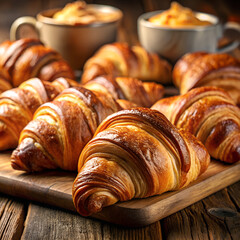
{"left": 75, "top": 195, "right": 110, "bottom": 216}
{"left": 87, "top": 195, "right": 109, "bottom": 215}
{"left": 11, "top": 157, "right": 28, "bottom": 171}
{"left": 11, "top": 148, "right": 29, "bottom": 171}
{"left": 10, "top": 138, "right": 57, "bottom": 172}
{"left": 73, "top": 185, "right": 119, "bottom": 216}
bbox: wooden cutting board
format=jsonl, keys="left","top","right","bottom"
{"left": 0, "top": 151, "right": 239, "bottom": 227}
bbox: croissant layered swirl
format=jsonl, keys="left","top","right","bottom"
{"left": 72, "top": 108, "right": 210, "bottom": 216}
{"left": 11, "top": 86, "right": 121, "bottom": 172}
{"left": 172, "top": 52, "right": 240, "bottom": 106}
{"left": 0, "top": 38, "right": 75, "bottom": 91}
{"left": 152, "top": 87, "right": 240, "bottom": 163}
{"left": 0, "top": 77, "right": 77, "bottom": 151}
{"left": 81, "top": 42, "right": 172, "bottom": 84}
{"left": 11, "top": 76, "right": 163, "bottom": 172}
{"left": 84, "top": 75, "right": 164, "bottom": 108}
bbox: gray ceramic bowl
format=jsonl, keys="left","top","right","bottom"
{"left": 10, "top": 5, "right": 123, "bottom": 70}
{"left": 138, "top": 10, "right": 223, "bottom": 63}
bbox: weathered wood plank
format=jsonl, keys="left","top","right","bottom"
{"left": 161, "top": 182, "right": 240, "bottom": 240}
{"left": 161, "top": 201, "right": 211, "bottom": 240}
{"left": 21, "top": 203, "right": 162, "bottom": 240}
{"left": 0, "top": 194, "right": 26, "bottom": 240}
{"left": 227, "top": 181, "right": 240, "bottom": 209}
{"left": 203, "top": 187, "right": 240, "bottom": 240}
{"left": 102, "top": 220, "right": 162, "bottom": 240}
{"left": 21, "top": 204, "right": 103, "bottom": 240}
{"left": 0, "top": 152, "right": 77, "bottom": 212}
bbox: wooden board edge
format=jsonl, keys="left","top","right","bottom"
{"left": 92, "top": 163, "right": 240, "bottom": 227}
{"left": 0, "top": 157, "right": 239, "bottom": 227}
{"left": 0, "top": 175, "right": 76, "bottom": 212}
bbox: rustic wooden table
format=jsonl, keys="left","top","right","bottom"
{"left": 0, "top": 0, "right": 240, "bottom": 239}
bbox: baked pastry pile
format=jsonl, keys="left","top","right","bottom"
{"left": 0, "top": 38, "right": 238, "bottom": 217}
{"left": 11, "top": 76, "right": 164, "bottom": 171}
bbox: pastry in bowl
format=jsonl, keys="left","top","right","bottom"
{"left": 148, "top": 2, "right": 211, "bottom": 28}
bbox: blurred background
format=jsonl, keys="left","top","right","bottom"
{"left": 0, "top": 0, "right": 240, "bottom": 44}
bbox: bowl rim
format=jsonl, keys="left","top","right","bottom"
{"left": 37, "top": 4, "right": 123, "bottom": 27}
{"left": 138, "top": 10, "right": 220, "bottom": 31}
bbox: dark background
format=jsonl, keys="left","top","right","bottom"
{"left": 0, "top": 0, "right": 240, "bottom": 44}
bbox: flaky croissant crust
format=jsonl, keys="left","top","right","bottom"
{"left": 10, "top": 75, "right": 165, "bottom": 172}
{"left": 0, "top": 77, "right": 77, "bottom": 151}
{"left": 11, "top": 85, "right": 122, "bottom": 172}
{"left": 84, "top": 75, "right": 164, "bottom": 108}
{"left": 173, "top": 52, "right": 240, "bottom": 106}
{"left": 0, "top": 38, "right": 75, "bottom": 91}
{"left": 73, "top": 108, "right": 210, "bottom": 216}
{"left": 81, "top": 42, "right": 172, "bottom": 84}
{"left": 151, "top": 86, "right": 240, "bottom": 163}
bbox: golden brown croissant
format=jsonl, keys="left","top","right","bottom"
{"left": 151, "top": 86, "right": 240, "bottom": 163}
{"left": 0, "top": 77, "right": 77, "bottom": 151}
{"left": 81, "top": 42, "right": 172, "bottom": 84}
{"left": 11, "top": 86, "right": 122, "bottom": 172}
{"left": 11, "top": 75, "right": 164, "bottom": 172}
{"left": 0, "top": 38, "right": 75, "bottom": 91}
{"left": 173, "top": 52, "right": 240, "bottom": 106}
{"left": 72, "top": 108, "right": 210, "bottom": 216}
{"left": 84, "top": 75, "right": 164, "bottom": 107}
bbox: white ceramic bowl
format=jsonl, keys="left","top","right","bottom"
{"left": 138, "top": 11, "right": 222, "bottom": 63}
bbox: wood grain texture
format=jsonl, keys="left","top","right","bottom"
{"left": 0, "top": 152, "right": 239, "bottom": 227}
{"left": 202, "top": 189, "right": 240, "bottom": 240}
{"left": 0, "top": 152, "right": 76, "bottom": 212}
{"left": 21, "top": 203, "right": 163, "bottom": 240}
{"left": 21, "top": 204, "right": 102, "bottom": 240}
{"left": 228, "top": 181, "right": 240, "bottom": 209}
{"left": 0, "top": 194, "right": 26, "bottom": 240}
{"left": 161, "top": 184, "right": 240, "bottom": 240}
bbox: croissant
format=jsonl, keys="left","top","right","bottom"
{"left": 0, "top": 38, "right": 75, "bottom": 91}
{"left": 11, "top": 75, "right": 164, "bottom": 172}
{"left": 72, "top": 108, "right": 210, "bottom": 216}
{"left": 81, "top": 42, "right": 172, "bottom": 85}
{"left": 0, "top": 77, "right": 77, "bottom": 151}
{"left": 172, "top": 52, "right": 240, "bottom": 106}
{"left": 84, "top": 75, "right": 164, "bottom": 108}
{"left": 11, "top": 86, "right": 122, "bottom": 172}
{"left": 151, "top": 86, "right": 240, "bottom": 163}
